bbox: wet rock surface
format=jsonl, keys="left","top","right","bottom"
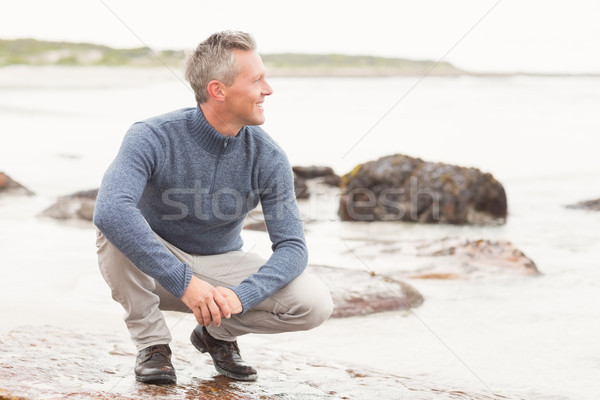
{"left": 40, "top": 188, "right": 98, "bottom": 221}
{"left": 411, "top": 238, "right": 539, "bottom": 279}
{"left": 308, "top": 265, "right": 424, "bottom": 317}
{"left": 566, "top": 197, "right": 600, "bottom": 211}
{"left": 342, "top": 237, "right": 539, "bottom": 280}
{"left": 0, "top": 172, "right": 33, "bottom": 196}
{"left": 338, "top": 154, "right": 507, "bottom": 225}
{"left": 0, "top": 326, "right": 526, "bottom": 400}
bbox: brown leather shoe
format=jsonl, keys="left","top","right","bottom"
{"left": 134, "top": 344, "right": 176, "bottom": 384}
{"left": 190, "top": 325, "right": 258, "bottom": 381}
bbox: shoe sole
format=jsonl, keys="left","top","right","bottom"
{"left": 190, "top": 329, "right": 258, "bottom": 382}
{"left": 135, "top": 374, "right": 176, "bottom": 385}
{"left": 214, "top": 364, "right": 258, "bottom": 381}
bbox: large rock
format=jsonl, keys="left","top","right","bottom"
{"left": 40, "top": 188, "right": 98, "bottom": 221}
{"left": 338, "top": 154, "right": 507, "bottom": 225}
{"left": 0, "top": 172, "right": 33, "bottom": 196}
{"left": 308, "top": 265, "right": 424, "bottom": 318}
{"left": 0, "top": 325, "right": 523, "bottom": 400}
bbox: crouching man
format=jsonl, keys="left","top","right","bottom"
{"left": 94, "top": 30, "right": 333, "bottom": 384}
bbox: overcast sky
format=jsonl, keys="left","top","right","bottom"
{"left": 2, "top": 0, "right": 599, "bottom": 73}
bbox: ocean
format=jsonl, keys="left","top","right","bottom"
{"left": 1, "top": 66, "right": 599, "bottom": 399}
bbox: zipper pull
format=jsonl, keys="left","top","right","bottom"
{"left": 224, "top": 138, "right": 229, "bottom": 149}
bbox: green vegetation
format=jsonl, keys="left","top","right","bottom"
{"left": 0, "top": 38, "right": 185, "bottom": 67}
{"left": 0, "top": 38, "right": 465, "bottom": 76}
{"left": 261, "top": 52, "right": 464, "bottom": 76}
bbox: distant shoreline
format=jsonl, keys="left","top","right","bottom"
{"left": 1, "top": 38, "right": 598, "bottom": 78}
{"left": 265, "top": 69, "right": 600, "bottom": 78}
{"left": 1, "top": 64, "right": 598, "bottom": 79}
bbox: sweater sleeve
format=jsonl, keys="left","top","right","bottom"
{"left": 231, "top": 151, "right": 308, "bottom": 312}
{"left": 93, "top": 123, "right": 193, "bottom": 298}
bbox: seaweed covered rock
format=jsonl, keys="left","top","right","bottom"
{"left": 338, "top": 154, "right": 507, "bottom": 225}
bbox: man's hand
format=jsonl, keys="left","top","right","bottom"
{"left": 215, "top": 287, "right": 243, "bottom": 315}
{"left": 180, "top": 276, "right": 243, "bottom": 327}
{"left": 181, "top": 276, "right": 231, "bottom": 327}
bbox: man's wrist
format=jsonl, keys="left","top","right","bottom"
{"left": 217, "top": 287, "right": 242, "bottom": 314}
{"left": 231, "top": 284, "right": 258, "bottom": 314}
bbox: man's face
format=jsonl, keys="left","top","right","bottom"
{"left": 223, "top": 50, "right": 273, "bottom": 128}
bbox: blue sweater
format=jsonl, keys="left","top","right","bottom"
{"left": 93, "top": 106, "right": 307, "bottom": 312}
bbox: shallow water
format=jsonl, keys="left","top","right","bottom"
{"left": 1, "top": 67, "right": 599, "bottom": 399}
{"left": 1, "top": 324, "right": 524, "bottom": 400}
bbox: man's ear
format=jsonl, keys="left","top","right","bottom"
{"left": 206, "top": 80, "right": 226, "bottom": 102}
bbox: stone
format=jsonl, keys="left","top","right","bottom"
{"left": 338, "top": 154, "right": 507, "bottom": 225}
{"left": 292, "top": 165, "right": 336, "bottom": 179}
{"left": 0, "top": 172, "right": 33, "bottom": 196}
{"left": 293, "top": 166, "right": 343, "bottom": 199}
{"left": 342, "top": 237, "right": 539, "bottom": 280}
{"left": 40, "top": 188, "right": 98, "bottom": 221}
{"left": 566, "top": 198, "right": 600, "bottom": 211}
{"left": 293, "top": 175, "right": 310, "bottom": 199}
{"left": 309, "top": 265, "right": 424, "bottom": 318}
{"left": 410, "top": 237, "right": 539, "bottom": 279}
{"left": 321, "top": 173, "right": 342, "bottom": 187}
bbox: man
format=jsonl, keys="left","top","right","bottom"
{"left": 94, "top": 31, "right": 333, "bottom": 384}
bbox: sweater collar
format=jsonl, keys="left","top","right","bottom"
{"left": 188, "top": 105, "right": 244, "bottom": 155}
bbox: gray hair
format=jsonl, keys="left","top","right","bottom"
{"left": 185, "top": 31, "right": 257, "bottom": 104}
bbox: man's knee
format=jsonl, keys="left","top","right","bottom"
{"left": 288, "top": 274, "right": 334, "bottom": 331}
{"left": 96, "top": 230, "right": 155, "bottom": 304}
{"left": 301, "top": 292, "right": 334, "bottom": 330}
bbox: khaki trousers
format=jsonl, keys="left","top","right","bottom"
{"left": 96, "top": 230, "right": 333, "bottom": 351}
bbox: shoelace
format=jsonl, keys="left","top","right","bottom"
{"left": 219, "top": 340, "right": 242, "bottom": 358}
{"left": 142, "top": 345, "right": 170, "bottom": 362}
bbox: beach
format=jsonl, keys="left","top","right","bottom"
{"left": 1, "top": 66, "right": 600, "bottom": 399}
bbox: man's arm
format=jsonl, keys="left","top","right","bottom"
{"left": 231, "top": 151, "right": 308, "bottom": 312}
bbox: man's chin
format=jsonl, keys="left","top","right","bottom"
{"left": 250, "top": 116, "right": 266, "bottom": 126}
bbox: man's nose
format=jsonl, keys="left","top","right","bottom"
{"left": 262, "top": 79, "right": 273, "bottom": 96}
